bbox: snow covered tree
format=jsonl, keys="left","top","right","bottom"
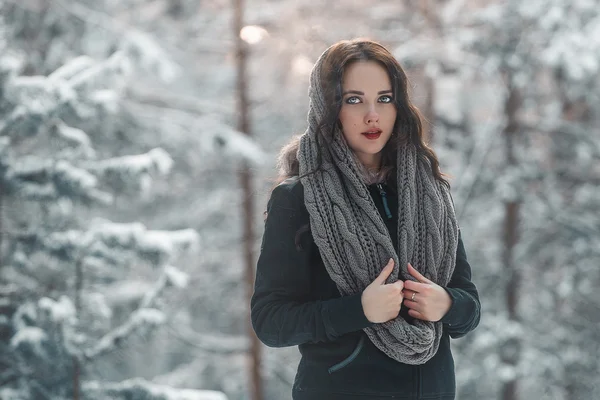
{"left": 434, "top": 1, "right": 600, "bottom": 399}
{"left": 0, "top": 5, "right": 249, "bottom": 399}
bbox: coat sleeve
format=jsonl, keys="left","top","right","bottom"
{"left": 250, "top": 183, "right": 374, "bottom": 348}
{"left": 439, "top": 230, "right": 481, "bottom": 338}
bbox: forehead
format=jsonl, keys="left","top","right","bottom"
{"left": 341, "top": 60, "right": 391, "bottom": 88}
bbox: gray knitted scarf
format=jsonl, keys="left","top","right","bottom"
{"left": 297, "top": 46, "right": 459, "bottom": 365}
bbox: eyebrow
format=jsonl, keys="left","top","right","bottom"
{"left": 342, "top": 89, "right": 393, "bottom": 96}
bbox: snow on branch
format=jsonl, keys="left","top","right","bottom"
{"left": 38, "top": 295, "right": 76, "bottom": 324}
{"left": 48, "top": 55, "right": 97, "bottom": 82}
{"left": 6, "top": 147, "right": 176, "bottom": 203}
{"left": 51, "top": 121, "right": 94, "bottom": 155}
{"left": 83, "top": 378, "right": 228, "bottom": 400}
{"left": 3, "top": 73, "right": 76, "bottom": 116}
{"left": 54, "top": 159, "right": 101, "bottom": 194}
{"left": 138, "top": 229, "right": 200, "bottom": 260}
{"left": 9, "top": 326, "right": 48, "bottom": 358}
{"left": 45, "top": 218, "right": 198, "bottom": 267}
{"left": 67, "top": 50, "right": 131, "bottom": 94}
{"left": 84, "top": 308, "right": 165, "bottom": 360}
{"left": 80, "top": 266, "right": 188, "bottom": 361}
{"left": 138, "top": 265, "right": 190, "bottom": 310}
{"left": 0, "top": 136, "right": 10, "bottom": 156}
{"left": 123, "top": 30, "right": 182, "bottom": 83}
{"left": 5, "top": 155, "right": 113, "bottom": 203}
{"left": 165, "top": 324, "right": 249, "bottom": 355}
{"left": 48, "top": 56, "right": 96, "bottom": 81}
{"left": 83, "top": 147, "right": 174, "bottom": 179}
{"left": 53, "top": 0, "right": 181, "bottom": 84}
{"left": 196, "top": 116, "right": 266, "bottom": 166}
{"left": 0, "top": 54, "right": 129, "bottom": 139}
{"left": 0, "top": 52, "right": 23, "bottom": 86}
{"left": 89, "top": 218, "right": 199, "bottom": 261}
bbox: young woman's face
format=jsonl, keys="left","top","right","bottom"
{"left": 338, "top": 60, "right": 397, "bottom": 170}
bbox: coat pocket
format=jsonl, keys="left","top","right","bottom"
{"left": 327, "top": 334, "right": 365, "bottom": 374}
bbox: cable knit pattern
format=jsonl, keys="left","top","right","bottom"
{"left": 297, "top": 45, "right": 459, "bottom": 365}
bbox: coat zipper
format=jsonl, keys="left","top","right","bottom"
{"left": 376, "top": 183, "right": 393, "bottom": 219}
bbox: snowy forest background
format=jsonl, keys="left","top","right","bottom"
{"left": 0, "top": 0, "right": 599, "bottom": 400}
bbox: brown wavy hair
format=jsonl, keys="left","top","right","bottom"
{"left": 271, "top": 38, "right": 449, "bottom": 190}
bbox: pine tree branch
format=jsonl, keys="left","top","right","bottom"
{"left": 125, "top": 85, "right": 231, "bottom": 117}
{"left": 164, "top": 323, "right": 249, "bottom": 355}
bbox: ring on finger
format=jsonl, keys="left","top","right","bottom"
{"left": 411, "top": 292, "right": 416, "bottom": 302}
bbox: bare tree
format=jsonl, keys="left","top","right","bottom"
{"left": 233, "top": 0, "right": 263, "bottom": 399}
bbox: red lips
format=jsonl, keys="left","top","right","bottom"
{"left": 362, "top": 128, "right": 382, "bottom": 135}
{"left": 362, "top": 128, "right": 382, "bottom": 140}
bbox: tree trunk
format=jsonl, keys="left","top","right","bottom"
{"left": 501, "top": 78, "right": 521, "bottom": 400}
{"left": 233, "top": 1, "right": 263, "bottom": 400}
{"left": 72, "top": 248, "right": 85, "bottom": 400}
{"left": 0, "top": 179, "right": 3, "bottom": 268}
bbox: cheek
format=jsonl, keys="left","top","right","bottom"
{"left": 338, "top": 112, "right": 348, "bottom": 130}
{"left": 339, "top": 109, "right": 360, "bottom": 129}
{"left": 385, "top": 109, "right": 398, "bottom": 124}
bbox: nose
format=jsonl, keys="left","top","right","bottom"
{"left": 365, "top": 110, "right": 379, "bottom": 124}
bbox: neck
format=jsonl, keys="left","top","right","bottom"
{"left": 357, "top": 153, "right": 382, "bottom": 172}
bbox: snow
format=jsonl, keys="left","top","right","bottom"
{"left": 103, "top": 280, "right": 154, "bottom": 306}
{"left": 0, "top": 388, "right": 27, "bottom": 400}
{"left": 48, "top": 55, "right": 96, "bottom": 82}
{"left": 196, "top": 115, "right": 267, "bottom": 166}
{"left": 164, "top": 265, "right": 190, "bottom": 288}
{"left": 85, "top": 308, "right": 165, "bottom": 360}
{"left": 89, "top": 218, "right": 145, "bottom": 247}
{"left": 140, "top": 228, "right": 200, "bottom": 257}
{"left": 84, "top": 292, "right": 113, "bottom": 320}
{"left": 4, "top": 75, "right": 52, "bottom": 105}
{"left": 83, "top": 378, "right": 228, "bottom": 400}
{"left": 55, "top": 122, "right": 93, "bottom": 149}
{"left": 68, "top": 50, "right": 131, "bottom": 93}
{"left": 55, "top": 159, "right": 100, "bottom": 192}
{"left": 0, "top": 52, "right": 23, "bottom": 79}
{"left": 435, "top": 76, "right": 464, "bottom": 124}
{"left": 3, "top": 0, "right": 600, "bottom": 398}
{"left": 89, "top": 89, "right": 120, "bottom": 113}
{"left": 0, "top": 136, "right": 9, "bottom": 154}
{"left": 85, "top": 147, "right": 174, "bottom": 177}
{"left": 46, "top": 229, "right": 94, "bottom": 252}
{"left": 497, "top": 364, "right": 518, "bottom": 382}
{"left": 38, "top": 295, "right": 76, "bottom": 323}
{"left": 10, "top": 326, "right": 48, "bottom": 357}
{"left": 132, "top": 308, "right": 165, "bottom": 326}
{"left": 124, "top": 30, "right": 182, "bottom": 83}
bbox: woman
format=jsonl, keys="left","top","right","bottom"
{"left": 251, "top": 38, "right": 481, "bottom": 400}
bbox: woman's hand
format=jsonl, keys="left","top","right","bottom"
{"left": 402, "top": 263, "right": 452, "bottom": 322}
{"left": 361, "top": 259, "right": 405, "bottom": 323}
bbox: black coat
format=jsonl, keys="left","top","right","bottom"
{"left": 251, "top": 176, "right": 481, "bottom": 400}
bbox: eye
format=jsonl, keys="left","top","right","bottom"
{"left": 379, "top": 95, "right": 393, "bottom": 103}
{"left": 345, "top": 96, "right": 361, "bottom": 104}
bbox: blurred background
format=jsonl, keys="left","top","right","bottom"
{"left": 1, "top": 0, "right": 599, "bottom": 399}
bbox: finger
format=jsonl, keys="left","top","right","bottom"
{"left": 408, "top": 309, "right": 426, "bottom": 320}
{"left": 393, "top": 280, "right": 404, "bottom": 291}
{"left": 403, "top": 280, "right": 427, "bottom": 293}
{"left": 403, "top": 298, "right": 420, "bottom": 310}
{"left": 408, "top": 263, "right": 431, "bottom": 283}
{"left": 374, "top": 258, "right": 395, "bottom": 285}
